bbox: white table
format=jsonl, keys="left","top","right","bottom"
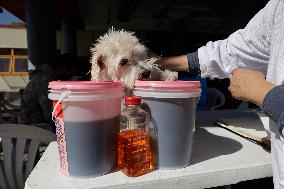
{"left": 25, "top": 110, "right": 272, "bottom": 189}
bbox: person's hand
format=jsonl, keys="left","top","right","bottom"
{"left": 229, "top": 68, "right": 276, "bottom": 107}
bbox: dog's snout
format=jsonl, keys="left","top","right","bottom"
{"left": 141, "top": 70, "right": 151, "bottom": 79}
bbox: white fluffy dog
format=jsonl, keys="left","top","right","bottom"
{"left": 90, "top": 28, "right": 177, "bottom": 93}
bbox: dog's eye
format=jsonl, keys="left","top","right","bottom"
{"left": 119, "top": 58, "right": 128, "bottom": 66}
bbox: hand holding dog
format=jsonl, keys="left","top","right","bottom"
{"left": 229, "top": 68, "right": 276, "bottom": 107}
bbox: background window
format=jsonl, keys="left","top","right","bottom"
{"left": 0, "top": 58, "right": 11, "bottom": 72}
{"left": 0, "top": 49, "right": 11, "bottom": 55}
{"left": 14, "top": 58, "right": 28, "bottom": 72}
{"left": 14, "top": 49, "right": 28, "bottom": 55}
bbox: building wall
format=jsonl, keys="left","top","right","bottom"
{"left": 0, "top": 27, "right": 102, "bottom": 57}
{"left": 56, "top": 30, "right": 103, "bottom": 57}
{"left": 0, "top": 27, "right": 27, "bottom": 48}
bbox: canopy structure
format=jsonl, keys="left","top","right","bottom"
{"left": 0, "top": 76, "right": 29, "bottom": 92}
{"left": 0, "top": 26, "right": 27, "bottom": 49}
{"left": 0, "top": 26, "right": 29, "bottom": 91}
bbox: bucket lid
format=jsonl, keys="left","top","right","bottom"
{"left": 134, "top": 80, "right": 201, "bottom": 88}
{"left": 134, "top": 80, "right": 201, "bottom": 98}
{"left": 48, "top": 81, "right": 122, "bottom": 90}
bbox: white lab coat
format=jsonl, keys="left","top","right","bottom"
{"left": 197, "top": 0, "right": 284, "bottom": 188}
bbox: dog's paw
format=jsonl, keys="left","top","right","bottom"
{"left": 161, "top": 70, "right": 178, "bottom": 81}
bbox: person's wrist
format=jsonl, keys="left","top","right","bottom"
{"left": 250, "top": 80, "right": 276, "bottom": 107}
{"left": 187, "top": 52, "right": 200, "bottom": 74}
{"left": 262, "top": 86, "right": 284, "bottom": 123}
{"left": 178, "top": 55, "right": 189, "bottom": 72}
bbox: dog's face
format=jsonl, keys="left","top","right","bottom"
{"left": 90, "top": 29, "right": 156, "bottom": 89}
{"left": 100, "top": 47, "right": 153, "bottom": 82}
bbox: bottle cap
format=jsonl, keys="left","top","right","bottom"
{"left": 125, "top": 96, "right": 141, "bottom": 106}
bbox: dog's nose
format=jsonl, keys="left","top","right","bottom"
{"left": 141, "top": 70, "right": 151, "bottom": 79}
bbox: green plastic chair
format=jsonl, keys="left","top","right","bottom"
{"left": 206, "top": 88, "right": 226, "bottom": 110}
{"left": 0, "top": 124, "right": 56, "bottom": 189}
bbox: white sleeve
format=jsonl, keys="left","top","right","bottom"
{"left": 198, "top": 0, "right": 277, "bottom": 79}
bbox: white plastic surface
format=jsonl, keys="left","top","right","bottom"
{"left": 25, "top": 110, "right": 272, "bottom": 189}
{"left": 133, "top": 90, "right": 201, "bottom": 98}
{"left": 48, "top": 89, "right": 123, "bottom": 101}
{"left": 134, "top": 80, "right": 201, "bottom": 88}
{"left": 134, "top": 81, "right": 201, "bottom": 98}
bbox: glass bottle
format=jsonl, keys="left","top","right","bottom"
{"left": 118, "top": 96, "right": 155, "bottom": 177}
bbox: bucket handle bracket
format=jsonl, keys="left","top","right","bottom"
{"left": 52, "top": 91, "right": 71, "bottom": 122}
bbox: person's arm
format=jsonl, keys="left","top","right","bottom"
{"left": 257, "top": 85, "right": 284, "bottom": 133}
{"left": 229, "top": 68, "right": 284, "bottom": 132}
{"left": 156, "top": 52, "right": 200, "bottom": 74}
{"left": 262, "top": 86, "right": 284, "bottom": 129}
{"left": 156, "top": 55, "right": 188, "bottom": 72}
{"left": 157, "top": 0, "right": 280, "bottom": 78}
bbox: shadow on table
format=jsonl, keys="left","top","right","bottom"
{"left": 191, "top": 127, "right": 243, "bottom": 165}
{"left": 218, "top": 112, "right": 267, "bottom": 131}
{"left": 197, "top": 110, "right": 266, "bottom": 131}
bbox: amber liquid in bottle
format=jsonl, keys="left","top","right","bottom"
{"left": 118, "top": 129, "right": 155, "bottom": 177}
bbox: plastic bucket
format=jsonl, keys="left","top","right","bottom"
{"left": 48, "top": 81, "right": 123, "bottom": 177}
{"left": 134, "top": 81, "right": 201, "bottom": 169}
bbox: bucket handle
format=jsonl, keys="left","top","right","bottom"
{"left": 52, "top": 91, "right": 71, "bottom": 122}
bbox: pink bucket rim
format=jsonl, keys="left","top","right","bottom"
{"left": 48, "top": 81, "right": 123, "bottom": 90}
{"left": 134, "top": 80, "right": 201, "bottom": 88}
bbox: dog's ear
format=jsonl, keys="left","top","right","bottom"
{"left": 91, "top": 54, "right": 106, "bottom": 81}
{"left": 97, "top": 55, "right": 106, "bottom": 69}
